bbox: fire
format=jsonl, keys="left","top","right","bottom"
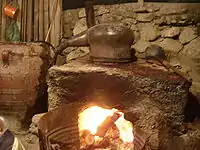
{"left": 78, "top": 106, "right": 134, "bottom": 143}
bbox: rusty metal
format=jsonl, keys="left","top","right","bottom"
{"left": 38, "top": 103, "right": 80, "bottom": 150}
{"left": 56, "top": 23, "right": 135, "bottom": 63}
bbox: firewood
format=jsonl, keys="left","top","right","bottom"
{"left": 80, "top": 130, "right": 95, "bottom": 147}
{"left": 93, "top": 136, "right": 110, "bottom": 148}
{"left": 85, "top": 134, "right": 95, "bottom": 146}
{"left": 95, "top": 112, "right": 121, "bottom": 137}
{"left": 107, "top": 126, "right": 120, "bottom": 139}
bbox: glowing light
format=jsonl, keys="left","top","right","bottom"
{"left": 78, "top": 106, "right": 134, "bottom": 143}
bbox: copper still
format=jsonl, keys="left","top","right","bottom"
{"left": 56, "top": 23, "right": 135, "bottom": 63}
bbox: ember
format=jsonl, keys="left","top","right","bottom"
{"left": 78, "top": 106, "right": 134, "bottom": 150}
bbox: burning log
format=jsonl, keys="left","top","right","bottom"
{"left": 95, "top": 112, "right": 121, "bottom": 137}
{"left": 81, "top": 130, "right": 95, "bottom": 146}
{"left": 85, "top": 134, "right": 95, "bottom": 146}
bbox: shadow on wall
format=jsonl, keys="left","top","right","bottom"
{"left": 62, "top": 0, "right": 136, "bottom": 10}
{"left": 62, "top": 0, "right": 200, "bottom": 10}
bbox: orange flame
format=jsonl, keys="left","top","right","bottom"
{"left": 78, "top": 106, "right": 134, "bottom": 143}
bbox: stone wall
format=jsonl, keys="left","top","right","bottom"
{"left": 62, "top": 3, "right": 200, "bottom": 96}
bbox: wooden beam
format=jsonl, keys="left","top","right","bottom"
{"left": 17, "top": 0, "right": 23, "bottom": 41}
{"left": 85, "top": 0, "right": 95, "bottom": 28}
{"left": 34, "top": 0, "right": 39, "bottom": 41}
{"left": 0, "top": 0, "right": 2, "bottom": 40}
{"left": 27, "top": 0, "right": 33, "bottom": 41}
{"left": 44, "top": 0, "right": 49, "bottom": 42}
{"left": 23, "top": 0, "right": 28, "bottom": 41}
{"left": 39, "top": 0, "right": 44, "bottom": 40}
{"left": 54, "top": 0, "right": 61, "bottom": 46}
{"left": 1, "top": 0, "right": 6, "bottom": 41}
{"left": 49, "top": 0, "right": 59, "bottom": 46}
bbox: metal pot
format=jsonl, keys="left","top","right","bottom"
{"left": 56, "top": 23, "right": 135, "bottom": 63}
{"left": 88, "top": 24, "right": 134, "bottom": 62}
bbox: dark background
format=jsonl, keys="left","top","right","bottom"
{"left": 62, "top": 0, "right": 200, "bottom": 10}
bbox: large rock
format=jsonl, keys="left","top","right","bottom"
{"left": 180, "top": 37, "right": 200, "bottom": 57}
{"left": 169, "top": 55, "right": 181, "bottom": 68}
{"left": 78, "top": 8, "right": 86, "bottom": 18}
{"left": 109, "top": 4, "right": 137, "bottom": 18}
{"left": 78, "top": 6, "right": 110, "bottom": 18}
{"left": 120, "top": 18, "right": 137, "bottom": 28}
{"left": 179, "top": 27, "right": 198, "bottom": 44}
{"left": 140, "top": 24, "right": 160, "bottom": 41}
{"left": 95, "top": 6, "right": 110, "bottom": 16}
{"left": 97, "top": 13, "right": 122, "bottom": 24}
{"left": 170, "top": 54, "right": 200, "bottom": 96}
{"left": 62, "top": 10, "right": 79, "bottom": 37}
{"left": 132, "top": 39, "right": 150, "bottom": 53}
{"left": 136, "top": 13, "right": 155, "bottom": 22}
{"left": 161, "top": 27, "right": 181, "bottom": 38}
{"left": 133, "top": 31, "right": 141, "bottom": 43}
{"left": 66, "top": 47, "right": 89, "bottom": 62}
{"left": 130, "top": 24, "right": 139, "bottom": 31}
{"left": 73, "top": 18, "right": 87, "bottom": 35}
{"left": 154, "top": 13, "right": 200, "bottom": 26}
{"left": 158, "top": 38, "right": 183, "bottom": 54}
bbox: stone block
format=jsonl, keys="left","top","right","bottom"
{"left": 136, "top": 13, "right": 155, "bottom": 22}
{"left": 158, "top": 38, "right": 183, "bottom": 54}
{"left": 161, "top": 27, "right": 181, "bottom": 38}
{"left": 140, "top": 24, "right": 160, "bottom": 41}
{"left": 47, "top": 59, "right": 193, "bottom": 149}
{"left": 179, "top": 27, "right": 198, "bottom": 44}
{"left": 181, "top": 37, "right": 200, "bottom": 57}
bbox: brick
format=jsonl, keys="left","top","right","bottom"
{"left": 0, "top": 89, "right": 23, "bottom": 94}
{"left": 0, "top": 76, "right": 26, "bottom": 89}
{"left": 0, "top": 94, "right": 13, "bottom": 102}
